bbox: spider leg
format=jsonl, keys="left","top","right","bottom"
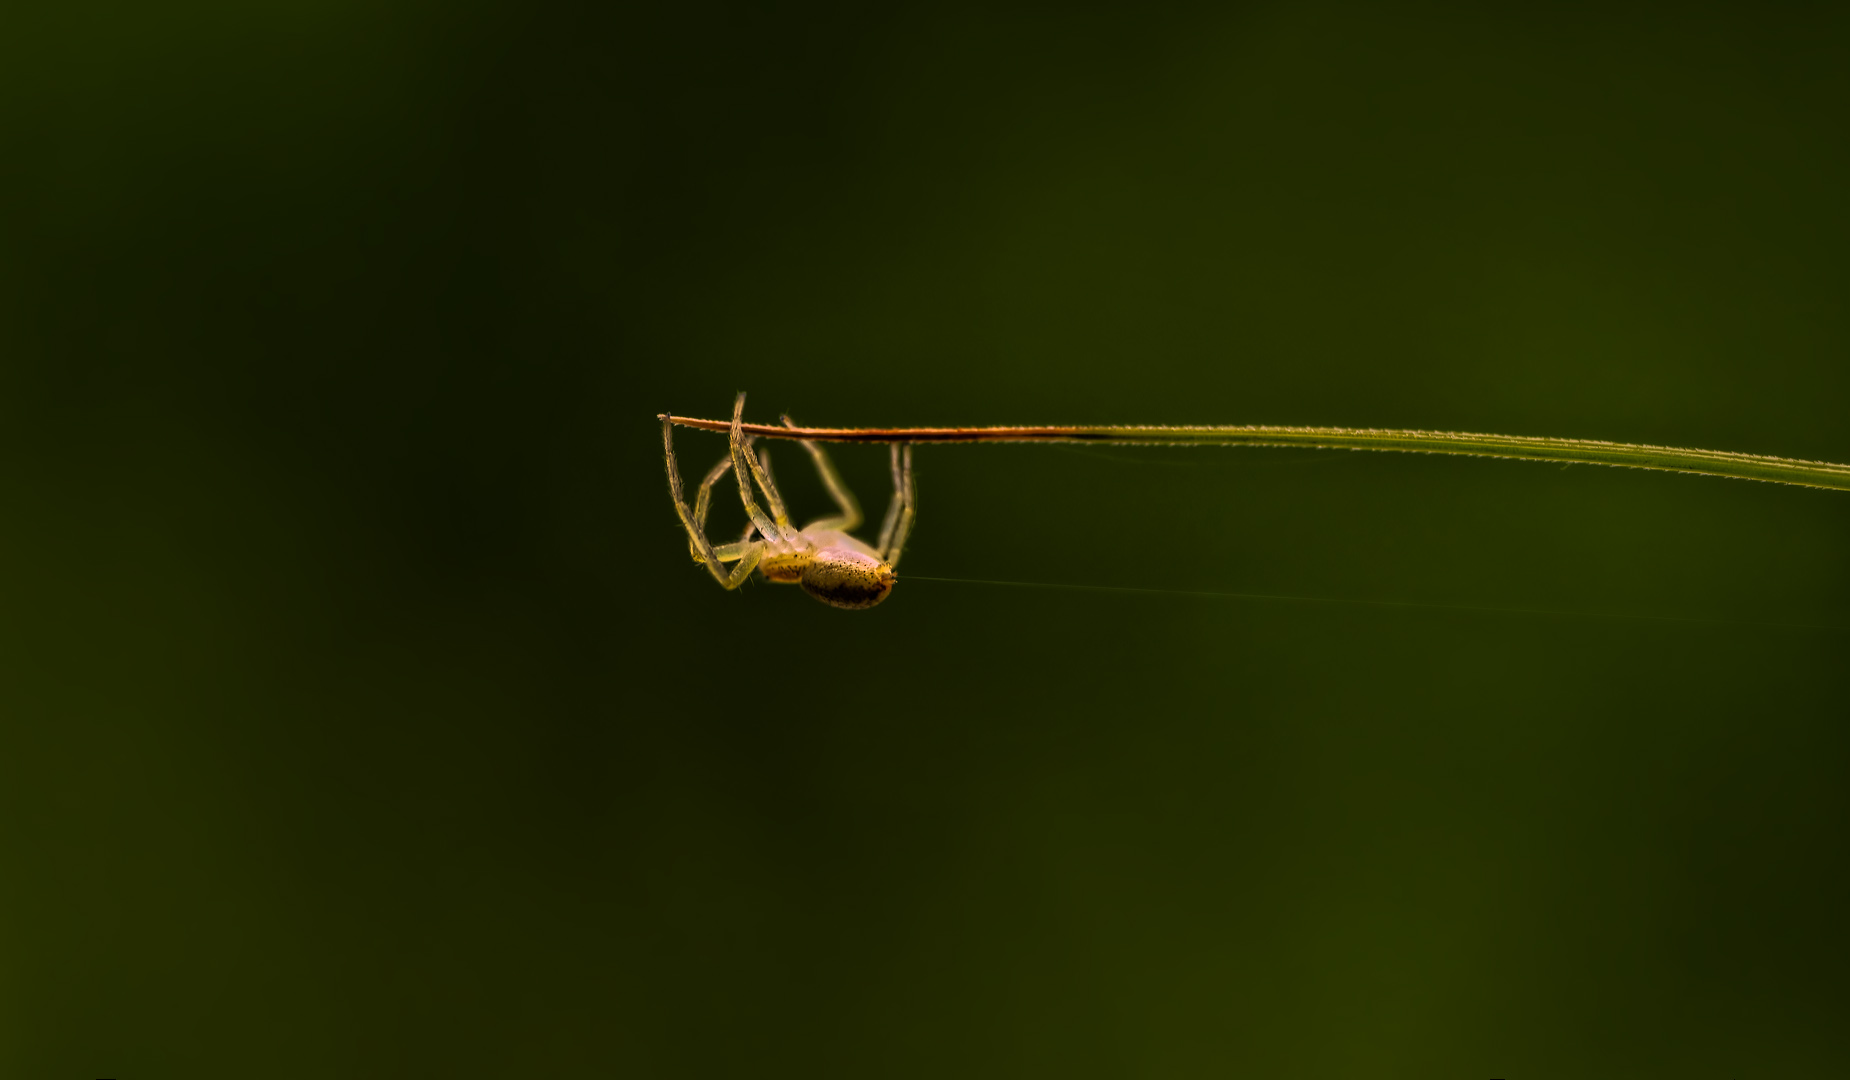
{"left": 689, "top": 450, "right": 757, "bottom": 558}
{"left": 731, "top": 393, "right": 794, "bottom": 542}
{"left": 755, "top": 442, "right": 804, "bottom": 537}
{"left": 750, "top": 442, "right": 795, "bottom": 535}
{"left": 664, "top": 415, "right": 765, "bottom": 588}
{"left": 709, "top": 539, "right": 758, "bottom": 562}
{"left": 757, "top": 442, "right": 779, "bottom": 503}
{"left": 875, "top": 442, "right": 902, "bottom": 555}
{"left": 718, "top": 543, "right": 764, "bottom": 587}
{"left": 690, "top": 453, "right": 733, "bottom": 561}
{"left": 781, "top": 414, "right": 862, "bottom": 532}
{"left": 877, "top": 442, "right": 916, "bottom": 568}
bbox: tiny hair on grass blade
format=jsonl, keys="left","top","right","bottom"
{"left": 663, "top": 412, "right": 1850, "bottom": 493}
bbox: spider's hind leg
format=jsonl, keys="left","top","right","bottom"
{"left": 782, "top": 414, "right": 862, "bottom": 532}
{"left": 877, "top": 442, "right": 916, "bottom": 568}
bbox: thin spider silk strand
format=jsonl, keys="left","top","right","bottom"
{"left": 902, "top": 575, "right": 1848, "bottom": 633}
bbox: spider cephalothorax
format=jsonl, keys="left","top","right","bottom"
{"left": 663, "top": 394, "right": 914, "bottom": 610}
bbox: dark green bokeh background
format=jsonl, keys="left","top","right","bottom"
{"left": 6, "top": 4, "right": 1850, "bottom": 1075}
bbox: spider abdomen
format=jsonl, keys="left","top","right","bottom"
{"left": 800, "top": 547, "right": 896, "bottom": 610}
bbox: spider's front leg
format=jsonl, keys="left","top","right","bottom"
{"left": 730, "top": 393, "right": 795, "bottom": 544}
{"left": 689, "top": 451, "right": 757, "bottom": 562}
{"left": 663, "top": 415, "right": 764, "bottom": 588}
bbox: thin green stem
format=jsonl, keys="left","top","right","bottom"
{"left": 662, "top": 414, "right": 1850, "bottom": 493}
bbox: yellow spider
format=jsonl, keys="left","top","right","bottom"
{"left": 661, "top": 394, "right": 915, "bottom": 609}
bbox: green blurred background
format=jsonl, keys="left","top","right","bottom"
{"left": 5, "top": 3, "right": 1850, "bottom": 1075}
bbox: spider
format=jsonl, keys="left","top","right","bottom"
{"left": 661, "top": 394, "right": 915, "bottom": 609}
